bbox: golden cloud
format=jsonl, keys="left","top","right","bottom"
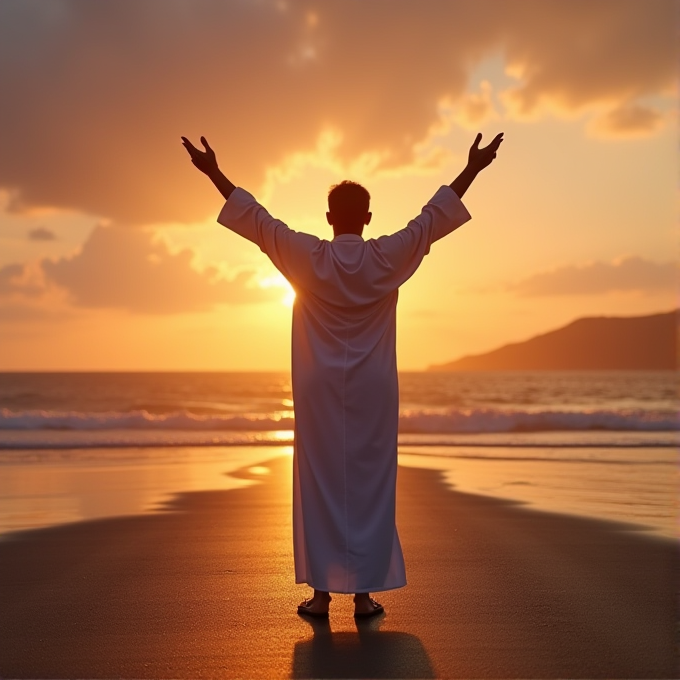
{"left": 2, "top": 225, "right": 278, "bottom": 313}
{"left": 0, "top": 0, "right": 674, "bottom": 224}
{"left": 510, "top": 257, "right": 679, "bottom": 296}
{"left": 589, "top": 104, "right": 666, "bottom": 138}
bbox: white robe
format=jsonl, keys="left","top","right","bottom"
{"left": 218, "top": 186, "right": 470, "bottom": 593}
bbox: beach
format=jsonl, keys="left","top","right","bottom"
{"left": 1, "top": 452, "right": 677, "bottom": 679}
{"left": 2, "top": 2, "right": 677, "bottom": 676}
{"left": 1, "top": 371, "right": 677, "bottom": 677}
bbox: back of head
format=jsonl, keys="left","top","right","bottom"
{"left": 327, "top": 180, "right": 371, "bottom": 235}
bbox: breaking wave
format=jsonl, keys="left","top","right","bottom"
{"left": 0, "top": 407, "right": 676, "bottom": 433}
{"left": 397, "top": 408, "right": 678, "bottom": 433}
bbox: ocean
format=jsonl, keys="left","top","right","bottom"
{"left": 0, "top": 371, "right": 677, "bottom": 538}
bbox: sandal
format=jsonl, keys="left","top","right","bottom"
{"left": 297, "top": 597, "right": 330, "bottom": 618}
{"left": 354, "top": 596, "right": 384, "bottom": 618}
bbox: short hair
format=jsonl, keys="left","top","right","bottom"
{"left": 327, "top": 180, "right": 370, "bottom": 219}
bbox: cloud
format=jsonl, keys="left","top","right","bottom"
{"left": 28, "top": 227, "right": 56, "bottom": 241}
{"left": 499, "top": 0, "right": 675, "bottom": 118}
{"left": 510, "top": 257, "right": 679, "bottom": 296}
{"left": 0, "top": 302, "right": 73, "bottom": 323}
{"left": 442, "top": 81, "right": 499, "bottom": 130}
{"left": 590, "top": 104, "right": 666, "bottom": 138}
{"left": 0, "top": 263, "right": 28, "bottom": 294}
{"left": 0, "top": 0, "right": 674, "bottom": 224}
{"left": 37, "top": 224, "right": 278, "bottom": 313}
{"left": 0, "top": 262, "right": 73, "bottom": 322}
{"left": 0, "top": 262, "right": 44, "bottom": 297}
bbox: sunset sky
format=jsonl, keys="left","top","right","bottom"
{"left": 0, "top": 0, "right": 676, "bottom": 370}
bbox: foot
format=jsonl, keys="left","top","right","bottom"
{"left": 297, "top": 590, "right": 331, "bottom": 618}
{"left": 353, "top": 593, "right": 384, "bottom": 618}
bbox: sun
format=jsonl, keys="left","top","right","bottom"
{"left": 282, "top": 288, "right": 296, "bottom": 307}
{"left": 258, "top": 273, "right": 296, "bottom": 307}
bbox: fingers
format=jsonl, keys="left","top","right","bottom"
{"left": 181, "top": 136, "right": 200, "bottom": 155}
{"left": 489, "top": 133, "right": 504, "bottom": 151}
{"left": 472, "top": 132, "right": 482, "bottom": 149}
{"left": 200, "top": 136, "right": 212, "bottom": 152}
{"left": 480, "top": 132, "right": 504, "bottom": 155}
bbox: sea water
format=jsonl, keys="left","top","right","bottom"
{"left": 0, "top": 371, "right": 676, "bottom": 537}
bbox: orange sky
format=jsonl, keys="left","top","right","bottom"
{"left": 0, "top": 0, "right": 676, "bottom": 370}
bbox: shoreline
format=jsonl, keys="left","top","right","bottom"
{"left": 1, "top": 454, "right": 677, "bottom": 678}
{"left": 1, "top": 442, "right": 675, "bottom": 539}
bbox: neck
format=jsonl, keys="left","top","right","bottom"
{"left": 333, "top": 228, "right": 363, "bottom": 238}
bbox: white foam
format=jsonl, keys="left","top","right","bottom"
{"left": 0, "top": 408, "right": 294, "bottom": 431}
{"left": 397, "top": 408, "right": 678, "bottom": 433}
{"left": 0, "top": 406, "right": 676, "bottom": 436}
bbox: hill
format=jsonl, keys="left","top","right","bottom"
{"left": 429, "top": 310, "right": 678, "bottom": 371}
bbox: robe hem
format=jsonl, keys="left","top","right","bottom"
{"left": 295, "top": 578, "right": 407, "bottom": 594}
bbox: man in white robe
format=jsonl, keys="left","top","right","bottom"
{"left": 182, "top": 132, "right": 503, "bottom": 617}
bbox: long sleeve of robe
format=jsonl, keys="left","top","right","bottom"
{"left": 218, "top": 186, "right": 471, "bottom": 593}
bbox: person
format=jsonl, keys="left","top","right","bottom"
{"left": 181, "top": 131, "right": 503, "bottom": 618}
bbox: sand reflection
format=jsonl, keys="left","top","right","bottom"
{"left": 0, "top": 446, "right": 292, "bottom": 535}
{"left": 399, "top": 446, "right": 677, "bottom": 538}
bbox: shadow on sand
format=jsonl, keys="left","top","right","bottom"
{"left": 292, "top": 615, "right": 435, "bottom": 679}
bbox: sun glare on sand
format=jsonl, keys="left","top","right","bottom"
{"left": 259, "top": 273, "right": 296, "bottom": 307}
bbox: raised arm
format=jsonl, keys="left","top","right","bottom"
{"left": 181, "top": 136, "right": 236, "bottom": 201}
{"left": 181, "top": 135, "right": 320, "bottom": 286}
{"left": 366, "top": 132, "right": 503, "bottom": 290}
{"left": 449, "top": 132, "right": 504, "bottom": 199}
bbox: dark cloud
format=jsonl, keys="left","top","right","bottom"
{"left": 28, "top": 227, "right": 57, "bottom": 241}
{"left": 0, "top": 263, "right": 27, "bottom": 294}
{"left": 39, "top": 224, "right": 277, "bottom": 313}
{"left": 499, "top": 1, "right": 675, "bottom": 116}
{"left": 0, "top": 0, "right": 674, "bottom": 224}
{"left": 0, "top": 262, "right": 43, "bottom": 297}
{"left": 511, "top": 257, "right": 679, "bottom": 296}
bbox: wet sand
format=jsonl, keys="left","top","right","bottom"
{"left": 0, "top": 455, "right": 677, "bottom": 678}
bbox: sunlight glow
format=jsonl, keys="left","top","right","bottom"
{"left": 258, "top": 272, "right": 296, "bottom": 307}
{"left": 247, "top": 466, "right": 270, "bottom": 475}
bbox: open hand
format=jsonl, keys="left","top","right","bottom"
{"left": 467, "top": 132, "right": 504, "bottom": 172}
{"left": 181, "top": 136, "right": 219, "bottom": 176}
